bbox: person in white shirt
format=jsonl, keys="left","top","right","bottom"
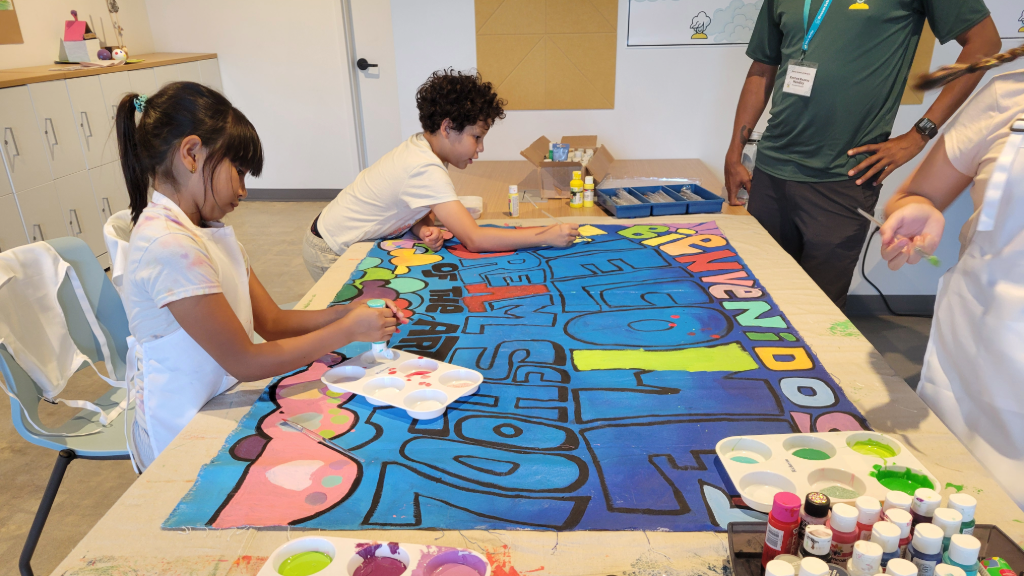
{"left": 879, "top": 46, "right": 1024, "bottom": 507}
{"left": 116, "top": 82, "right": 405, "bottom": 469}
{"left": 304, "top": 69, "right": 580, "bottom": 280}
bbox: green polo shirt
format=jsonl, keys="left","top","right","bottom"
{"left": 747, "top": 0, "right": 989, "bottom": 182}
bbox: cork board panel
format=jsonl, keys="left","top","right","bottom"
{"left": 0, "top": 0, "right": 24, "bottom": 45}
{"left": 901, "top": 22, "right": 936, "bottom": 106}
{"left": 476, "top": 0, "right": 617, "bottom": 110}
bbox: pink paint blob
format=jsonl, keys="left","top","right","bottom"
{"left": 353, "top": 556, "right": 407, "bottom": 576}
{"left": 433, "top": 565, "right": 483, "bottom": 576}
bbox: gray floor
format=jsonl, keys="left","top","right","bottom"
{"left": 0, "top": 202, "right": 928, "bottom": 576}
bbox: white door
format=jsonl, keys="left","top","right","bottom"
{"left": 347, "top": 0, "right": 403, "bottom": 167}
{"left": 17, "top": 181, "right": 68, "bottom": 243}
{"left": 0, "top": 86, "right": 53, "bottom": 193}
{"left": 90, "top": 161, "right": 131, "bottom": 221}
{"left": 28, "top": 80, "right": 88, "bottom": 180}
{"left": 0, "top": 194, "right": 27, "bottom": 252}
{"left": 66, "top": 76, "right": 113, "bottom": 169}
{"left": 54, "top": 171, "right": 107, "bottom": 256}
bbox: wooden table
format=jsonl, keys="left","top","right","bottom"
{"left": 450, "top": 159, "right": 747, "bottom": 219}
{"left": 50, "top": 208, "right": 1024, "bottom": 576}
{"left": 0, "top": 53, "right": 217, "bottom": 89}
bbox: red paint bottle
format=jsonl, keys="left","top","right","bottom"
{"left": 764, "top": 492, "right": 803, "bottom": 567}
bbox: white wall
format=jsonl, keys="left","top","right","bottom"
{"left": 144, "top": 0, "right": 361, "bottom": 190}
{"left": 0, "top": 0, "right": 153, "bottom": 68}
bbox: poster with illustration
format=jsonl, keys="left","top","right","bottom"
{"left": 991, "top": 2, "right": 1024, "bottom": 40}
{"left": 628, "top": 0, "right": 763, "bottom": 46}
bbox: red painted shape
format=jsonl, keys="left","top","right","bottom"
{"left": 791, "top": 411, "right": 812, "bottom": 433}
{"left": 675, "top": 250, "right": 742, "bottom": 273}
{"left": 447, "top": 243, "right": 515, "bottom": 259}
{"left": 463, "top": 283, "right": 550, "bottom": 312}
{"left": 671, "top": 315, "right": 680, "bottom": 319}
{"left": 700, "top": 271, "right": 754, "bottom": 286}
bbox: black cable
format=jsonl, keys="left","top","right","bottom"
{"left": 860, "top": 227, "right": 933, "bottom": 318}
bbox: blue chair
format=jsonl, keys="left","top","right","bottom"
{"left": 0, "top": 237, "right": 133, "bottom": 576}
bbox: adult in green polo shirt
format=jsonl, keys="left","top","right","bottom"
{"left": 724, "top": 0, "right": 999, "bottom": 308}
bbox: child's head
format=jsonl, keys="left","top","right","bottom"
{"left": 116, "top": 81, "right": 264, "bottom": 224}
{"left": 416, "top": 69, "right": 506, "bottom": 169}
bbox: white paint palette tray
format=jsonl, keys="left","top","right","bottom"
{"left": 321, "top": 350, "right": 483, "bottom": 420}
{"left": 715, "top": 432, "right": 940, "bottom": 513}
{"left": 258, "top": 536, "right": 491, "bottom": 576}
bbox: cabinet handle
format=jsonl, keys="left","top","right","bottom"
{"left": 69, "top": 209, "right": 82, "bottom": 235}
{"left": 111, "top": 104, "right": 117, "bottom": 122}
{"left": 32, "top": 224, "right": 44, "bottom": 242}
{"left": 44, "top": 117, "right": 60, "bottom": 147}
{"left": 81, "top": 111, "right": 93, "bottom": 138}
{"left": 3, "top": 127, "right": 20, "bottom": 160}
{"left": 102, "top": 197, "right": 112, "bottom": 218}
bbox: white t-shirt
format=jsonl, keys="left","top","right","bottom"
{"left": 944, "top": 69, "right": 1024, "bottom": 255}
{"left": 124, "top": 192, "right": 245, "bottom": 343}
{"left": 318, "top": 133, "right": 458, "bottom": 255}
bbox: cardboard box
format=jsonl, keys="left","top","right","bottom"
{"left": 518, "top": 135, "right": 615, "bottom": 199}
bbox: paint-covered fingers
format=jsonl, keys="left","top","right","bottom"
{"left": 380, "top": 298, "right": 409, "bottom": 324}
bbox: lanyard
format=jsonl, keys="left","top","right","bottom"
{"left": 802, "top": 0, "right": 833, "bottom": 57}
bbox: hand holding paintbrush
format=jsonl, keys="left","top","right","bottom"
{"left": 857, "top": 208, "right": 941, "bottom": 269}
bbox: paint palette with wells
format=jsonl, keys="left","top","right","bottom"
{"left": 321, "top": 350, "right": 483, "bottom": 420}
{"left": 259, "top": 536, "right": 491, "bottom": 576}
{"left": 715, "top": 432, "right": 940, "bottom": 513}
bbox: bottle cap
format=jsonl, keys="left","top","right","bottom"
{"left": 884, "top": 491, "right": 913, "bottom": 512}
{"left": 947, "top": 494, "right": 977, "bottom": 523}
{"left": 910, "top": 523, "right": 943, "bottom": 555}
{"left": 856, "top": 497, "right": 882, "bottom": 525}
{"left": 773, "top": 492, "right": 802, "bottom": 524}
{"left": 827, "top": 564, "right": 850, "bottom": 576}
{"left": 948, "top": 534, "right": 981, "bottom": 566}
{"left": 886, "top": 559, "right": 919, "bottom": 576}
{"left": 911, "top": 489, "right": 942, "bottom": 517}
{"left": 800, "top": 557, "right": 830, "bottom": 576}
{"left": 366, "top": 299, "right": 385, "bottom": 308}
{"left": 851, "top": 541, "right": 883, "bottom": 575}
{"left": 804, "top": 492, "right": 832, "bottom": 519}
{"left": 509, "top": 185, "right": 518, "bottom": 195}
{"left": 870, "top": 521, "right": 901, "bottom": 553}
{"left": 803, "top": 526, "right": 833, "bottom": 556}
{"left": 768, "top": 560, "right": 797, "bottom": 576}
{"left": 884, "top": 508, "right": 913, "bottom": 538}
{"left": 572, "top": 170, "right": 582, "bottom": 180}
{"left": 830, "top": 503, "right": 860, "bottom": 533}
{"left": 934, "top": 565, "right": 967, "bottom": 576}
{"left": 777, "top": 555, "right": 804, "bottom": 573}
{"left": 931, "top": 508, "right": 963, "bottom": 538}
{"left": 584, "top": 175, "right": 594, "bottom": 185}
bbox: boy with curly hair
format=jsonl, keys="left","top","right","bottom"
{"left": 304, "top": 69, "right": 579, "bottom": 280}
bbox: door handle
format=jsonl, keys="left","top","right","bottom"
{"left": 32, "top": 224, "right": 44, "bottom": 242}
{"left": 44, "top": 117, "right": 60, "bottom": 146}
{"left": 111, "top": 104, "right": 117, "bottom": 122}
{"left": 3, "top": 127, "right": 20, "bottom": 161}
{"left": 102, "top": 197, "right": 112, "bottom": 218}
{"left": 69, "top": 209, "right": 82, "bottom": 235}
{"left": 356, "top": 58, "right": 378, "bottom": 71}
{"left": 81, "top": 111, "right": 94, "bottom": 138}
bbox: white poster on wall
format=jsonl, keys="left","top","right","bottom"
{"left": 627, "top": 0, "right": 764, "bottom": 46}
{"left": 991, "top": 3, "right": 1024, "bottom": 40}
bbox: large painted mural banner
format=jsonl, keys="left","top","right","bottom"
{"left": 166, "top": 222, "right": 867, "bottom": 532}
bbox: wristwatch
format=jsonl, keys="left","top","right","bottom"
{"left": 915, "top": 117, "right": 938, "bottom": 139}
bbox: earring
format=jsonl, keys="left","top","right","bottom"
{"left": 190, "top": 163, "right": 197, "bottom": 174}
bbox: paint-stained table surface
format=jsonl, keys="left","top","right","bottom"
{"left": 50, "top": 214, "right": 1024, "bottom": 576}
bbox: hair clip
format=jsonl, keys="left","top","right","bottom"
{"left": 134, "top": 94, "right": 148, "bottom": 112}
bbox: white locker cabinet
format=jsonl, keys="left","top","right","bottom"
{"left": 199, "top": 59, "right": 224, "bottom": 93}
{"left": 0, "top": 86, "right": 53, "bottom": 193}
{"left": 90, "top": 161, "right": 131, "bottom": 221}
{"left": 0, "top": 194, "right": 28, "bottom": 252}
{"left": 127, "top": 69, "right": 158, "bottom": 98}
{"left": 177, "top": 61, "right": 203, "bottom": 85}
{"left": 16, "top": 181, "right": 68, "bottom": 243}
{"left": 66, "top": 76, "right": 115, "bottom": 169}
{"left": 28, "top": 80, "right": 89, "bottom": 180}
{"left": 54, "top": 171, "right": 106, "bottom": 256}
{"left": 0, "top": 158, "right": 12, "bottom": 198}
{"left": 98, "top": 71, "right": 133, "bottom": 128}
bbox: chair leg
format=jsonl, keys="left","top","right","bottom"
{"left": 19, "top": 449, "right": 76, "bottom": 576}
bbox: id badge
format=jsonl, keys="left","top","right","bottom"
{"left": 783, "top": 60, "right": 818, "bottom": 97}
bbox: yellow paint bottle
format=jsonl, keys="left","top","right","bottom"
{"left": 570, "top": 170, "right": 584, "bottom": 208}
{"left": 583, "top": 176, "right": 595, "bottom": 207}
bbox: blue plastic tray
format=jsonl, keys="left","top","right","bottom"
{"left": 594, "top": 188, "right": 651, "bottom": 218}
{"left": 628, "top": 186, "right": 689, "bottom": 216}
{"left": 663, "top": 184, "right": 725, "bottom": 214}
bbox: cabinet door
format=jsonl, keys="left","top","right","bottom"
{"left": 0, "top": 86, "right": 53, "bottom": 192}
{"left": 153, "top": 63, "right": 181, "bottom": 89}
{"left": 28, "top": 80, "right": 88, "bottom": 180}
{"left": 0, "top": 194, "right": 27, "bottom": 252}
{"left": 199, "top": 59, "right": 224, "bottom": 93}
{"left": 177, "top": 61, "right": 203, "bottom": 84}
{"left": 66, "top": 76, "right": 115, "bottom": 169}
{"left": 98, "top": 71, "right": 133, "bottom": 128}
{"left": 17, "top": 181, "right": 68, "bottom": 242}
{"left": 90, "top": 161, "right": 131, "bottom": 221}
{"left": 128, "top": 69, "right": 158, "bottom": 97}
{"left": 54, "top": 171, "right": 106, "bottom": 256}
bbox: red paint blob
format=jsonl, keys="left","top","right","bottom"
{"left": 711, "top": 334, "right": 720, "bottom": 339}
{"left": 688, "top": 332, "right": 695, "bottom": 336}
{"left": 669, "top": 323, "right": 676, "bottom": 327}
{"left": 671, "top": 315, "right": 679, "bottom": 319}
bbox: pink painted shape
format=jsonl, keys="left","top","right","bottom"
{"left": 814, "top": 412, "right": 866, "bottom": 432}
{"left": 791, "top": 411, "right": 812, "bottom": 433}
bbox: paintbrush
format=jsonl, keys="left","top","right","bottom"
{"left": 857, "top": 208, "right": 941, "bottom": 267}
{"left": 522, "top": 190, "right": 591, "bottom": 242}
{"left": 282, "top": 419, "right": 365, "bottom": 462}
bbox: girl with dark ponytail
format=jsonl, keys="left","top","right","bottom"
{"left": 878, "top": 49, "right": 1024, "bottom": 507}
{"left": 117, "top": 82, "right": 406, "bottom": 469}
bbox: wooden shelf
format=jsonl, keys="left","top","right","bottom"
{"left": 0, "top": 52, "right": 217, "bottom": 89}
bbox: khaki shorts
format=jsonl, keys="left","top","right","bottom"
{"left": 302, "top": 226, "right": 340, "bottom": 281}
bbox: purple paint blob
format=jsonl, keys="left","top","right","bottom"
{"left": 423, "top": 550, "right": 488, "bottom": 576}
{"left": 432, "top": 565, "right": 483, "bottom": 576}
{"left": 328, "top": 459, "right": 348, "bottom": 471}
{"left": 229, "top": 434, "right": 267, "bottom": 461}
{"left": 352, "top": 557, "right": 406, "bottom": 576}
{"left": 304, "top": 491, "right": 327, "bottom": 506}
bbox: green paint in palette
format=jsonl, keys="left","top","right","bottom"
{"left": 820, "top": 485, "right": 860, "bottom": 499}
{"left": 869, "top": 465, "right": 935, "bottom": 495}
{"left": 731, "top": 456, "right": 759, "bottom": 464}
{"left": 792, "top": 448, "right": 831, "bottom": 460}
{"left": 278, "top": 551, "right": 332, "bottom": 576}
{"left": 850, "top": 439, "right": 898, "bottom": 459}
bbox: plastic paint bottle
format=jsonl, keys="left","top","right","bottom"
{"left": 883, "top": 508, "right": 913, "bottom": 558}
{"left": 569, "top": 170, "right": 584, "bottom": 208}
{"left": 872, "top": 521, "right": 903, "bottom": 568}
{"left": 981, "top": 557, "right": 1014, "bottom": 576}
{"left": 829, "top": 503, "right": 861, "bottom": 564}
{"left": 583, "top": 175, "right": 595, "bottom": 207}
{"left": 857, "top": 496, "right": 883, "bottom": 540}
{"left": 828, "top": 564, "right": 851, "bottom": 576}
{"left": 931, "top": 508, "right": 963, "bottom": 553}
{"left": 910, "top": 489, "right": 942, "bottom": 533}
{"left": 907, "top": 523, "right": 944, "bottom": 576}
{"left": 799, "top": 492, "right": 833, "bottom": 547}
{"left": 778, "top": 555, "right": 805, "bottom": 573}
{"left": 884, "top": 492, "right": 914, "bottom": 515}
{"left": 801, "top": 557, "right": 832, "bottom": 576}
{"left": 764, "top": 492, "right": 804, "bottom": 567}
{"left": 508, "top": 185, "right": 519, "bottom": 217}
{"left": 947, "top": 495, "right": 977, "bottom": 536}
{"left": 887, "top": 558, "right": 920, "bottom": 576}
{"left": 769, "top": 559, "right": 798, "bottom": 576}
{"left": 942, "top": 535, "right": 982, "bottom": 576}
{"left": 935, "top": 565, "right": 968, "bottom": 576}
{"left": 801, "top": 526, "right": 834, "bottom": 562}
{"left": 849, "top": 541, "right": 884, "bottom": 576}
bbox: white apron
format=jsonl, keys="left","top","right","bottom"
{"left": 918, "top": 117, "right": 1024, "bottom": 509}
{"left": 126, "top": 220, "right": 254, "bottom": 464}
